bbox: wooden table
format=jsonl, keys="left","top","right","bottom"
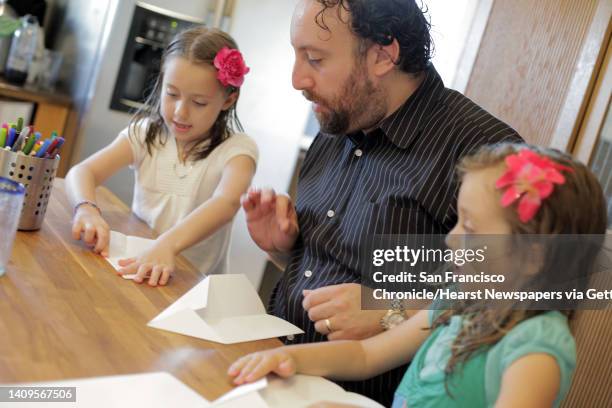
{"left": 0, "top": 179, "right": 281, "bottom": 400}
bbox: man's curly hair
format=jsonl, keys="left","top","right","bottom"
{"left": 314, "top": 0, "right": 433, "bottom": 74}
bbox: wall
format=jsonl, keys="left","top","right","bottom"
{"left": 425, "top": 0, "right": 479, "bottom": 88}
{"left": 227, "top": 0, "right": 310, "bottom": 287}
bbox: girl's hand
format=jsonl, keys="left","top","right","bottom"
{"left": 228, "top": 349, "right": 296, "bottom": 384}
{"left": 308, "top": 403, "right": 364, "bottom": 408}
{"left": 72, "top": 205, "right": 110, "bottom": 256}
{"left": 116, "top": 241, "right": 175, "bottom": 286}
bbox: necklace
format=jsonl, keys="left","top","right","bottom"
{"left": 173, "top": 161, "right": 193, "bottom": 179}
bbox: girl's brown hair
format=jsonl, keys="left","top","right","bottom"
{"left": 434, "top": 143, "right": 607, "bottom": 381}
{"left": 129, "top": 26, "right": 243, "bottom": 161}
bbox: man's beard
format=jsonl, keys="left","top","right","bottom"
{"left": 304, "top": 65, "right": 387, "bottom": 135}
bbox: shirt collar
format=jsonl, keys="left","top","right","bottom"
{"left": 378, "top": 64, "right": 446, "bottom": 149}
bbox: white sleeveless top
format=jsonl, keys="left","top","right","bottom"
{"left": 124, "top": 124, "right": 258, "bottom": 274}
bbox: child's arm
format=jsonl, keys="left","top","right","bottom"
{"left": 494, "top": 354, "right": 561, "bottom": 408}
{"left": 66, "top": 133, "right": 134, "bottom": 255}
{"left": 117, "top": 155, "right": 256, "bottom": 285}
{"left": 228, "top": 309, "right": 431, "bottom": 384}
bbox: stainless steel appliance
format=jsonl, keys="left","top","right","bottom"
{"left": 110, "top": 3, "right": 203, "bottom": 113}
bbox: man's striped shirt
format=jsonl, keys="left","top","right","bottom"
{"left": 269, "top": 65, "right": 523, "bottom": 406}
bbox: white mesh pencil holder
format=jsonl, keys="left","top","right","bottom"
{"left": 0, "top": 148, "right": 60, "bottom": 230}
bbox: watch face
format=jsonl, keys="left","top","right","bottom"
{"left": 388, "top": 313, "right": 405, "bottom": 325}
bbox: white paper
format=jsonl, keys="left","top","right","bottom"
{"left": 148, "top": 274, "right": 303, "bottom": 344}
{"left": 212, "top": 375, "right": 384, "bottom": 408}
{"left": 213, "top": 378, "right": 268, "bottom": 406}
{"left": 106, "top": 230, "right": 156, "bottom": 279}
{"left": 1, "top": 372, "right": 208, "bottom": 408}
{"left": 2, "top": 372, "right": 384, "bottom": 408}
{"left": 261, "top": 375, "right": 384, "bottom": 408}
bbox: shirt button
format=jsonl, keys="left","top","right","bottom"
{"left": 354, "top": 149, "right": 363, "bottom": 157}
{"left": 286, "top": 334, "right": 295, "bottom": 341}
{"left": 327, "top": 210, "right": 335, "bottom": 218}
{"left": 304, "top": 270, "right": 312, "bottom": 278}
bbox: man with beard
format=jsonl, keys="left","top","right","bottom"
{"left": 241, "top": 0, "right": 522, "bottom": 404}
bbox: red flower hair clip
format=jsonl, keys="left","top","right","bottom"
{"left": 213, "top": 47, "right": 250, "bottom": 88}
{"left": 495, "top": 149, "right": 573, "bottom": 222}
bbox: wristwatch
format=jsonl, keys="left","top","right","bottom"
{"left": 380, "top": 299, "right": 406, "bottom": 330}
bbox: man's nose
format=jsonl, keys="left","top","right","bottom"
{"left": 292, "top": 61, "right": 315, "bottom": 91}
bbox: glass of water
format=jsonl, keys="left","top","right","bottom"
{"left": 0, "top": 177, "right": 25, "bottom": 276}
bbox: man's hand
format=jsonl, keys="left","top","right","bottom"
{"left": 241, "top": 187, "right": 299, "bottom": 253}
{"left": 302, "top": 283, "right": 386, "bottom": 340}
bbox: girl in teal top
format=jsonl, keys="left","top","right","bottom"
{"left": 227, "top": 143, "right": 607, "bottom": 408}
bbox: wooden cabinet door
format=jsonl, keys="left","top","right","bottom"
{"left": 463, "top": 0, "right": 611, "bottom": 149}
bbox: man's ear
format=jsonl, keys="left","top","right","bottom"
{"left": 222, "top": 91, "right": 239, "bottom": 110}
{"left": 370, "top": 38, "right": 400, "bottom": 77}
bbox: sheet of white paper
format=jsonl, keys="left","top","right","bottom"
{"left": 148, "top": 275, "right": 303, "bottom": 344}
{"left": 212, "top": 393, "right": 268, "bottom": 408}
{"left": 213, "top": 378, "right": 267, "bottom": 404}
{"left": 260, "top": 375, "right": 385, "bottom": 408}
{"left": 1, "top": 372, "right": 210, "bottom": 408}
{"left": 106, "top": 231, "right": 156, "bottom": 279}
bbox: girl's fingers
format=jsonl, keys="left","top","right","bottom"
{"left": 276, "top": 359, "right": 296, "bottom": 378}
{"left": 228, "top": 356, "right": 250, "bottom": 376}
{"left": 148, "top": 265, "right": 163, "bottom": 286}
{"left": 72, "top": 221, "right": 83, "bottom": 240}
{"left": 94, "top": 227, "right": 109, "bottom": 253}
{"left": 159, "top": 266, "right": 172, "bottom": 286}
{"left": 82, "top": 223, "right": 96, "bottom": 245}
{"left": 117, "top": 257, "right": 136, "bottom": 267}
{"left": 117, "top": 260, "right": 138, "bottom": 275}
{"left": 133, "top": 263, "right": 152, "bottom": 283}
{"left": 245, "top": 357, "right": 276, "bottom": 382}
{"left": 234, "top": 354, "right": 262, "bottom": 384}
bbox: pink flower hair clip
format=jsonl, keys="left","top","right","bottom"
{"left": 213, "top": 47, "right": 250, "bottom": 88}
{"left": 495, "top": 149, "right": 574, "bottom": 222}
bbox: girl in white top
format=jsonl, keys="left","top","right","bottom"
{"left": 66, "top": 27, "right": 258, "bottom": 286}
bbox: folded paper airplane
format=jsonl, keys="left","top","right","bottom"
{"left": 148, "top": 274, "right": 304, "bottom": 344}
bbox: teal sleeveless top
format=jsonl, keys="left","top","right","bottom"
{"left": 392, "top": 311, "right": 576, "bottom": 408}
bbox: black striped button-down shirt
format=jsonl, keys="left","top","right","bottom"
{"left": 269, "top": 65, "right": 522, "bottom": 406}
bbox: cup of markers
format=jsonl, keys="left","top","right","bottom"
{"left": 0, "top": 117, "right": 64, "bottom": 230}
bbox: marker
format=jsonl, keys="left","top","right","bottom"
{"left": 44, "top": 137, "right": 60, "bottom": 157}
{"left": 30, "top": 140, "right": 43, "bottom": 156}
{"left": 50, "top": 131, "right": 58, "bottom": 140}
{"left": 6, "top": 127, "right": 16, "bottom": 148}
{"left": 11, "top": 126, "right": 30, "bottom": 152}
{"left": 47, "top": 137, "right": 64, "bottom": 157}
{"left": 22, "top": 132, "right": 40, "bottom": 155}
{"left": 0, "top": 128, "right": 6, "bottom": 148}
{"left": 35, "top": 139, "right": 53, "bottom": 158}
{"left": 16, "top": 117, "right": 23, "bottom": 132}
